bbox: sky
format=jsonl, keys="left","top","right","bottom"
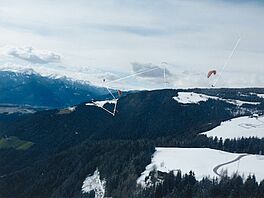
{"left": 0, "top": 0, "right": 263, "bottom": 89}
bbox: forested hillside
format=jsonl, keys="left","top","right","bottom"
{"left": 1, "top": 88, "right": 264, "bottom": 197}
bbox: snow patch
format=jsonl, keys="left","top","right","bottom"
{"left": 228, "top": 100, "right": 260, "bottom": 106}
{"left": 257, "top": 94, "right": 264, "bottom": 99}
{"left": 82, "top": 169, "right": 106, "bottom": 198}
{"left": 86, "top": 99, "right": 117, "bottom": 108}
{"left": 137, "top": 147, "right": 264, "bottom": 187}
{"left": 67, "top": 106, "right": 76, "bottom": 112}
{"left": 173, "top": 92, "right": 260, "bottom": 106}
{"left": 57, "top": 106, "right": 76, "bottom": 114}
{"left": 202, "top": 115, "right": 264, "bottom": 140}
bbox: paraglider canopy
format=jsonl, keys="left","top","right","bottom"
{"left": 207, "top": 70, "right": 217, "bottom": 78}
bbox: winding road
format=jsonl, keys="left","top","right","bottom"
{"left": 213, "top": 154, "right": 248, "bottom": 177}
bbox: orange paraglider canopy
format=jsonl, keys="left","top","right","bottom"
{"left": 207, "top": 70, "right": 217, "bottom": 78}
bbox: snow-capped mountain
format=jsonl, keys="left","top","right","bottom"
{"left": 0, "top": 69, "right": 109, "bottom": 108}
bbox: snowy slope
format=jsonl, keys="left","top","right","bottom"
{"left": 173, "top": 92, "right": 260, "bottom": 106}
{"left": 202, "top": 116, "right": 264, "bottom": 140}
{"left": 81, "top": 169, "right": 106, "bottom": 198}
{"left": 137, "top": 147, "right": 264, "bottom": 187}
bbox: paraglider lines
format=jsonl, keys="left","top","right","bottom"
{"left": 105, "top": 66, "right": 161, "bottom": 85}
{"left": 94, "top": 65, "right": 166, "bottom": 116}
{"left": 91, "top": 101, "right": 117, "bottom": 116}
{"left": 106, "top": 86, "right": 116, "bottom": 99}
{"left": 161, "top": 62, "right": 168, "bottom": 88}
{"left": 213, "top": 36, "right": 241, "bottom": 87}
{"left": 99, "top": 82, "right": 118, "bottom": 116}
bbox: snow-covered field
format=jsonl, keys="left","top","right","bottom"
{"left": 202, "top": 116, "right": 264, "bottom": 140}
{"left": 173, "top": 92, "right": 212, "bottom": 104}
{"left": 137, "top": 147, "right": 264, "bottom": 187}
{"left": 173, "top": 92, "right": 260, "bottom": 106}
{"left": 222, "top": 155, "right": 264, "bottom": 180}
{"left": 82, "top": 169, "right": 105, "bottom": 198}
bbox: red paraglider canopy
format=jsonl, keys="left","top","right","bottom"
{"left": 207, "top": 70, "right": 217, "bottom": 78}
{"left": 117, "top": 90, "right": 122, "bottom": 97}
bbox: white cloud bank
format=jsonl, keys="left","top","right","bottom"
{"left": 3, "top": 46, "right": 61, "bottom": 64}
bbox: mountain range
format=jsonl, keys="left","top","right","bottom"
{"left": 0, "top": 69, "right": 109, "bottom": 109}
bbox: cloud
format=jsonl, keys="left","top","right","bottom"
{"left": 88, "top": 24, "right": 165, "bottom": 37}
{"left": 131, "top": 62, "right": 172, "bottom": 79}
{"left": 97, "top": 72, "right": 120, "bottom": 82}
{"left": 5, "top": 46, "right": 61, "bottom": 64}
{"left": 0, "top": 0, "right": 263, "bottom": 88}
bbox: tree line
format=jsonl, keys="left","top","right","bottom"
{"left": 138, "top": 170, "right": 264, "bottom": 198}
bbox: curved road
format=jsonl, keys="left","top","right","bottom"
{"left": 213, "top": 154, "right": 248, "bottom": 177}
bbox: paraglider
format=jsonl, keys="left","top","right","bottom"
{"left": 207, "top": 70, "right": 217, "bottom": 78}
{"left": 117, "top": 90, "right": 122, "bottom": 97}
